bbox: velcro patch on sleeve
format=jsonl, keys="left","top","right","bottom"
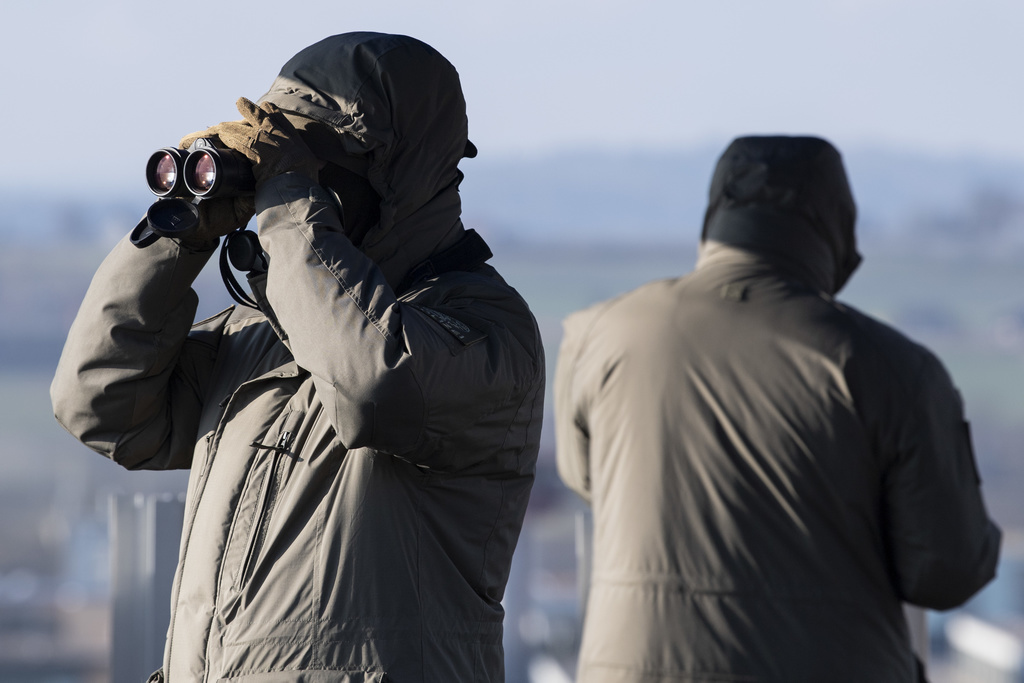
{"left": 418, "top": 307, "right": 487, "bottom": 347}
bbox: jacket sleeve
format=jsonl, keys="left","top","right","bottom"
{"left": 880, "top": 350, "right": 1002, "bottom": 610}
{"left": 253, "top": 174, "right": 543, "bottom": 468}
{"left": 50, "top": 232, "right": 220, "bottom": 470}
{"left": 553, "top": 310, "right": 594, "bottom": 503}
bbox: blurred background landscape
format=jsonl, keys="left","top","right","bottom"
{"left": 4, "top": 0, "right": 1024, "bottom": 681}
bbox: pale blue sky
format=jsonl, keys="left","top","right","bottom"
{"left": 2, "top": 0, "right": 1023, "bottom": 192}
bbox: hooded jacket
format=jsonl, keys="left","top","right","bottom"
{"left": 52, "top": 33, "right": 545, "bottom": 683}
{"left": 555, "top": 136, "right": 999, "bottom": 682}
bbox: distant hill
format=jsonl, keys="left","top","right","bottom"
{"left": 459, "top": 146, "right": 722, "bottom": 245}
{"left": 459, "top": 145, "right": 1024, "bottom": 252}
{"left": 3, "top": 145, "right": 1024, "bottom": 252}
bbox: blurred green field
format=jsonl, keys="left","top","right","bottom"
{"left": 844, "top": 253, "right": 1024, "bottom": 426}
{"left": 492, "top": 243, "right": 1024, "bottom": 427}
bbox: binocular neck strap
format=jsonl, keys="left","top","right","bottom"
{"left": 219, "top": 230, "right": 265, "bottom": 309}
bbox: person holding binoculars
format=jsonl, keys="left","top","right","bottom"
{"left": 52, "top": 32, "right": 545, "bottom": 683}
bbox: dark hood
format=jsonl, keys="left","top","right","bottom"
{"left": 258, "top": 32, "right": 475, "bottom": 289}
{"left": 701, "top": 136, "right": 860, "bottom": 294}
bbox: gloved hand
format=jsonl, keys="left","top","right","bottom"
{"left": 180, "top": 97, "right": 321, "bottom": 186}
{"left": 157, "top": 122, "right": 257, "bottom": 247}
{"left": 191, "top": 194, "right": 255, "bottom": 242}
{"left": 137, "top": 194, "right": 254, "bottom": 251}
{"left": 143, "top": 195, "right": 255, "bottom": 252}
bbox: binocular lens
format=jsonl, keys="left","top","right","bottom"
{"left": 152, "top": 153, "right": 178, "bottom": 192}
{"left": 190, "top": 152, "right": 217, "bottom": 193}
{"left": 148, "top": 139, "right": 254, "bottom": 199}
{"left": 146, "top": 148, "right": 188, "bottom": 197}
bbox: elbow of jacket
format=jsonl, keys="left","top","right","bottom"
{"left": 50, "top": 375, "right": 79, "bottom": 433}
{"left": 52, "top": 395, "right": 175, "bottom": 471}
{"left": 51, "top": 397, "right": 116, "bottom": 462}
{"left": 903, "top": 523, "right": 1003, "bottom": 611}
{"left": 331, "top": 366, "right": 426, "bottom": 454}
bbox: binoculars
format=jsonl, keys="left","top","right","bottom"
{"left": 146, "top": 139, "right": 255, "bottom": 199}
{"left": 133, "top": 139, "right": 254, "bottom": 247}
{"left": 133, "top": 138, "right": 267, "bottom": 310}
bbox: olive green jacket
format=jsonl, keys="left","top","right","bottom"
{"left": 52, "top": 33, "right": 544, "bottom": 683}
{"left": 555, "top": 242, "right": 999, "bottom": 682}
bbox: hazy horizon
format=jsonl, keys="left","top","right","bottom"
{"left": 3, "top": 0, "right": 1024, "bottom": 194}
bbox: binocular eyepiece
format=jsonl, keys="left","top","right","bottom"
{"left": 146, "top": 139, "right": 255, "bottom": 199}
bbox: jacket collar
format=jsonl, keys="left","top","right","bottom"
{"left": 701, "top": 205, "right": 840, "bottom": 294}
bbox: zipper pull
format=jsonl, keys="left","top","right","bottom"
{"left": 250, "top": 430, "right": 300, "bottom": 459}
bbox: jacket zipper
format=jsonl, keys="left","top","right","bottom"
{"left": 236, "top": 428, "right": 294, "bottom": 589}
{"left": 167, "top": 366, "right": 305, "bottom": 682}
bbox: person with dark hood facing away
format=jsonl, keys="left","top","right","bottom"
{"left": 554, "top": 135, "right": 1000, "bottom": 682}
{"left": 51, "top": 33, "right": 545, "bottom": 682}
